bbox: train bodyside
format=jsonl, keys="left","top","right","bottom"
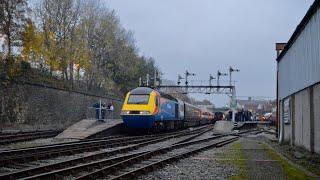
{"left": 121, "top": 87, "right": 214, "bottom": 130}
{"left": 184, "top": 102, "right": 202, "bottom": 126}
{"left": 121, "top": 87, "right": 183, "bottom": 129}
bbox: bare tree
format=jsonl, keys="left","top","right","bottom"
{"left": 0, "top": 0, "right": 28, "bottom": 78}
{"left": 28, "top": 0, "right": 161, "bottom": 95}
{"left": 36, "top": 0, "right": 82, "bottom": 81}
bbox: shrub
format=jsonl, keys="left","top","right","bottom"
{"left": 20, "top": 61, "right": 31, "bottom": 70}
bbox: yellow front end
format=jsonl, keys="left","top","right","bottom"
{"left": 121, "top": 89, "right": 159, "bottom": 129}
{"left": 121, "top": 91, "right": 158, "bottom": 116}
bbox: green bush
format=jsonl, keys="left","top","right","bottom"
{"left": 20, "top": 61, "right": 31, "bottom": 70}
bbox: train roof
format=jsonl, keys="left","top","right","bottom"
{"left": 130, "top": 87, "right": 154, "bottom": 95}
{"left": 130, "top": 87, "right": 178, "bottom": 102}
{"left": 158, "top": 91, "right": 177, "bottom": 102}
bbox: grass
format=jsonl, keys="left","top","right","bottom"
{"left": 229, "top": 141, "right": 248, "bottom": 180}
{"left": 215, "top": 140, "right": 248, "bottom": 180}
{"left": 276, "top": 143, "right": 320, "bottom": 176}
{"left": 262, "top": 143, "right": 316, "bottom": 180}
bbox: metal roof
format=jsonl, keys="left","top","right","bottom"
{"left": 277, "top": 0, "right": 320, "bottom": 62}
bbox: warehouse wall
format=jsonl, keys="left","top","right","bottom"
{"left": 281, "top": 83, "right": 320, "bottom": 154}
{"left": 278, "top": 7, "right": 320, "bottom": 99}
{"left": 294, "top": 89, "right": 311, "bottom": 150}
{"left": 278, "top": 2, "right": 320, "bottom": 154}
{"left": 314, "top": 83, "right": 320, "bottom": 153}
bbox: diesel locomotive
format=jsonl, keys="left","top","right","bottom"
{"left": 121, "top": 87, "right": 214, "bottom": 130}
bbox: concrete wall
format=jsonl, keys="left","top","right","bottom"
{"left": 0, "top": 83, "right": 122, "bottom": 130}
{"left": 280, "top": 82, "right": 320, "bottom": 154}
{"left": 294, "top": 89, "right": 311, "bottom": 150}
{"left": 314, "top": 83, "right": 320, "bottom": 153}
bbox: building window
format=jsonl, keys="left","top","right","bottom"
{"left": 283, "top": 97, "right": 291, "bottom": 124}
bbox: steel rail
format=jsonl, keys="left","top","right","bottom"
{"left": 75, "top": 136, "right": 240, "bottom": 180}
{"left": 0, "top": 125, "right": 211, "bottom": 161}
{"left": 110, "top": 138, "right": 239, "bottom": 180}
{"left": 0, "top": 130, "right": 61, "bottom": 145}
{"left": 0, "top": 126, "right": 214, "bottom": 179}
{"left": 23, "top": 130, "right": 240, "bottom": 180}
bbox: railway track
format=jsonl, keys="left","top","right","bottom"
{"left": 0, "top": 125, "right": 212, "bottom": 165}
{"left": 0, "top": 126, "right": 254, "bottom": 180}
{"left": 0, "top": 125, "right": 214, "bottom": 179}
{"left": 105, "top": 137, "right": 238, "bottom": 180}
{"left": 0, "top": 130, "right": 61, "bottom": 145}
{"left": 20, "top": 133, "right": 239, "bottom": 180}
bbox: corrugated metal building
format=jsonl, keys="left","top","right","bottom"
{"left": 277, "top": 0, "right": 320, "bottom": 154}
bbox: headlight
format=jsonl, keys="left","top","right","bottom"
{"left": 139, "top": 111, "right": 150, "bottom": 115}
{"left": 121, "top": 110, "right": 130, "bottom": 115}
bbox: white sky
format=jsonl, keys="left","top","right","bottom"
{"left": 106, "top": 0, "right": 314, "bottom": 106}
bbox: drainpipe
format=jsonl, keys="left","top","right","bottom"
{"left": 277, "top": 63, "right": 283, "bottom": 143}
{"left": 276, "top": 43, "right": 286, "bottom": 143}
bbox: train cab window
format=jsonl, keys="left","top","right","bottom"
{"left": 128, "top": 94, "right": 150, "bottom": 104}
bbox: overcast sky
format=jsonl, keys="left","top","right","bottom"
{"left": 106, "top": 0, "right": 314, "bottom": 106}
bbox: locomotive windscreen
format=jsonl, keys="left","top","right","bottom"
{"left": 128, "top": 94, "right": 150, "bottom": 104}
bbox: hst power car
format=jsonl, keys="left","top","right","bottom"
{"left": 121, "top": 87, "right": 214, "bottom": 130}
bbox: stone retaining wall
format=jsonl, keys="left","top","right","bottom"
{"left": 0, "top": 82, "right": 123, "bottom": 130}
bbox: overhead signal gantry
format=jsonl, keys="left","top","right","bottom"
{"left": 139, "top": 67, "right": 240, "bottom": 122}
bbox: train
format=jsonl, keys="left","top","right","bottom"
{"left": 121, "top": 87, "right": 214, "bottom": 130}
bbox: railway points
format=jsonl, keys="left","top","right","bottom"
{"left": 0, "top": 125, "right": 249, "bottom": 180}
{"left": 0, "top": 125, "right": 213, "bottom": 178}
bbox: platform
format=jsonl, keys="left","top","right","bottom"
{"left": 55, "top": 119, "right": 123, "bottom": 140}
{"left": 213, "top": 121, "right": 234, "bottom": 133}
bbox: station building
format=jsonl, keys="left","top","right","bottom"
{"left": 277, "top": 0, "right": 320, "bottom": 154}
